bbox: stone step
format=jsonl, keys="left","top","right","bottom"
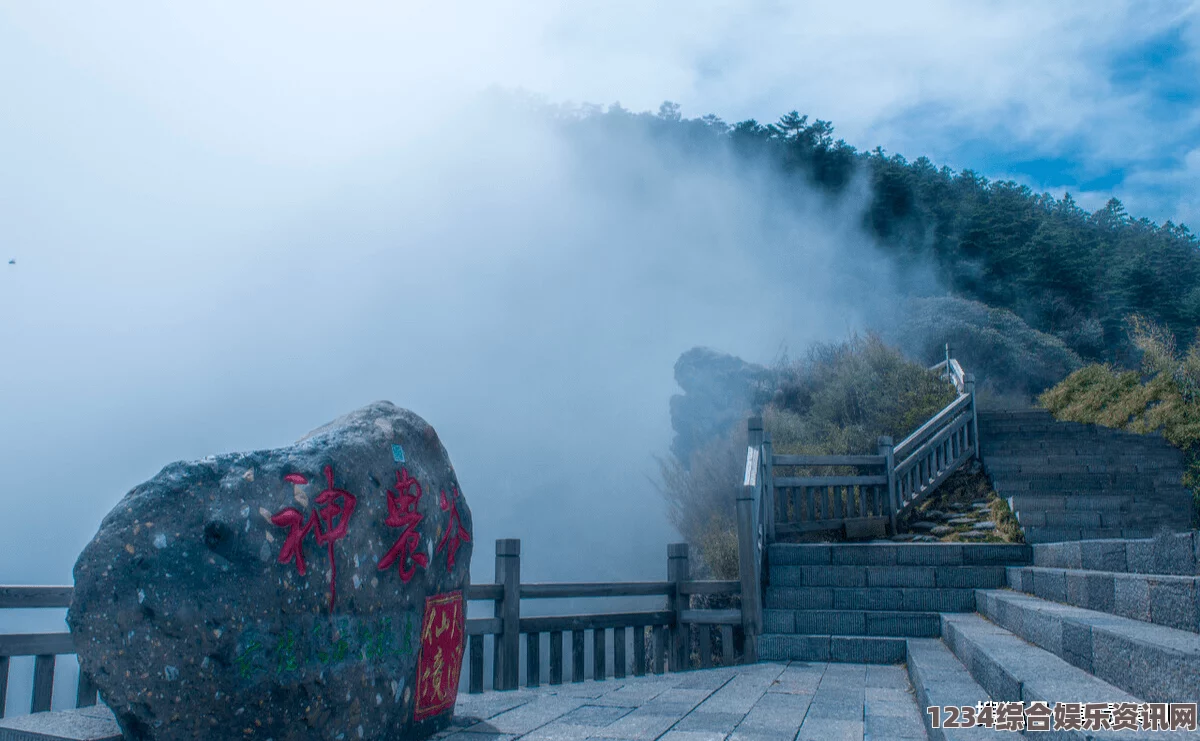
{"left": 981, "top": 412, "right": 1152, "bottom": 422}
{"left": 987, "top": 451, "right": 1178, "bottom": 462}
{"left": 993, "top": 480, "right": 1184, "bottom": 494}
{"left": 1007, "top": 494, "right": 1134, "bottom": 512}
{"left": 980, "top": 416, "right": 1165, "bottom": 429}
{"left": 756, "top": 633, "right": 907, "bottom": 663}
{"left": 1003, "top": 488, "right": 1188, "bottom": 501}
{"left": 905, "top": 638, "right": 996, "bottom": 741}
{"left": 984, "top": 446, "right": 1180, "bottom": 458}
{"left": 978, "top": 409, "right": 1054, "bottom": 418}
{"left": 989, "top": 472, "right": 1168, "bottom": 485}
{"left": 767, "top": 563, "right": 1008, "bottom": 588}
{"left": 1006, "top": 565, "right": 1200, "bottom": 633}
{"left": 985, "top": 461, "right": 1173, "bottom": 474}
{"left": 1009, "top": 493, "right": 1189, "bottom": 508}
{"left": 980, "top": 421, "right": 1170, "bottom": 434}
{"left": 767, "top": 542, "right": 1030, "bottom": 567}
{"left": 763, "top": 608, "right": 941, "bottom": 637}
{"left": 1022, "top": 526, "right": 1174, "bottom": 543}
{"left": 1032, "top": 534, "right": 1200, "bottom": 575}
{"left": 940, "top": 612, "right": 1197, "bottom": 739}
{"left": 985, "top": 454, "right": 1184, "bottom": 464}
{"left": 982, "top": 443, "right": 1180, "bottom": 456}
{"left": 980, "top": 425, "right": 1164, "bottom": 439}
{"left": 1013, "top": 510, "right": 1181, "bottom": 530}
{"left": 982, "top": 453, "right": 1180, "bottom": 465}
{"left": 989, "top": 477, "right": 1157, "bottom": 492}
{"left": 982, "top": 441, "right": 1179, "bottom": 453}
{"left": 766, "top": 585, "right": 978, "bottom": 612}
{"left": 1015, "top": 510, "right": 1101, "bottom": 528}
{"left": 975, "top": 589, "right": 1200, "bottom": 704}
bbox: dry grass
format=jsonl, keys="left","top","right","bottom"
{"left": 897, "top": 465, "right": 1022, "bottom": 543}
{"left": 695, "top": 514, "right": 740, "bottom": 580}
{"left": 989, "top": 496, "right": 1024, "bottom": 544}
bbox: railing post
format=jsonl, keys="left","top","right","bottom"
{"left": 736, "top": 483, "right": 761, "bottom": 664}
{"left": 761, "top": 430, "right": 775, "bottom": 543}
{"left": 494, "top": 538, "right": 521, "bottom": 691}
{"left": 878, "top": 435, "right": 896, "bottom": 534}
{"left": 747, "top": 416, "right": 769, "bottom": 565}
{"left": 965, "top": 372, "right": 979, "bottom": 461}
{"left": 747, "top": 416, "right": 764, "bottom": 451}
{"left": 667, "top": 543, "right": 690, "bottom": 672}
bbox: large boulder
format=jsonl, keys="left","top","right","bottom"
{"left": 68, "top": 402, "right": 473, "bottom": 741}
{"left": 670, "top": 347, "right": 771, "bottom": 465}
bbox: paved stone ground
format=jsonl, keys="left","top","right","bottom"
{"left": 440, "top": 662, "right": 928, "bottom": 741}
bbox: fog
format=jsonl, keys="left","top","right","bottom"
{"left": 4, "top": 92, "right": 913, "bottom": 588}
{"left": 0, "top": 0, "right": 952, "bottom": 599}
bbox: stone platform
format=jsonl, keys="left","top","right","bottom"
{"left": 0, "top": 662, "right": 926, "bottom": 741}
{"left": 443, "top": 661, "right": 926, "bottom": 741}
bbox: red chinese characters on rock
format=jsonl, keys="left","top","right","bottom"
{"left": 414, "top": 591, "right": 464, "bottom": 721}
{"left": 270, "top": 465, "right": 357, "bottom": 611}
{"left": 377, "top": 467, "right": 429, "bottom": 583}
{"left": 436, "top": 486, "right": 470, "bottom": 569}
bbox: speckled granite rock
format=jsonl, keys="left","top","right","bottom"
{"left": 68, "top": 402, "right": 473, "bottom": 741}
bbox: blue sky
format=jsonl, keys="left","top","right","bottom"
{"left": 795, "top": 3, "right": 1200, "bottom": 228}
{"left": 951, "top": 18, "right": 1200, "bottom": 224}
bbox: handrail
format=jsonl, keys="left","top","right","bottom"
{"left": 894, "top": 393, "right": 972, "bottom": 460}
{"left": 738, "top": 348, "right": 978, "bottom": 561}
{"left": 894, "top": 408, "right": 973, "bottom": 473}
{"left": 772, "top": 454, "right": 886, "bottom": 466}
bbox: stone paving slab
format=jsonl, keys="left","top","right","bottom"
{"left": 0, "top": 706, "right": 122, "bottom": 741}
{"left": 444, "top": 661, "right": 926, "bottom": 741}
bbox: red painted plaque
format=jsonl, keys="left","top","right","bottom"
{"left": 414, "top": 590, "right": 465, "bottom": 721}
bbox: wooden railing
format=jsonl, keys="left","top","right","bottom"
{"left": 0, "top": 541, "right": 743, "bottom": 716}
{"left": 0, "top": 586, "right": 95, "bottom": 717}
{"left": 462, "top": 539, "right": 743, "bottom": 693}
{"left": 765, "top": 443, "right": 896, "bottom": 538}
{"left": 735, "top": 352, "right": 979, "bottom": 649}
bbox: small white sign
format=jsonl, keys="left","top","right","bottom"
{"left": 743, "top": 446, "right": 760, "bottom": 487}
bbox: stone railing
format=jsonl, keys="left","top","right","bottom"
{"left": 0, "top": 540, "right": 743, "bottom": 718}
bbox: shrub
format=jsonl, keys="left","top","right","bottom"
{"left": 884, "top": 296, "right": 1084, "bottom": 400}
{"left": 655, "top": 425, "right": 745, "bottom": 579}
{"left": 765, "top": 332, "right": 956, "bottom": 455}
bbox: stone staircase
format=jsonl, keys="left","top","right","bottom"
{"left": 907, "top": 532, "right": 1200, "bottom": 740}
{"left": 759, "top": 536, "right": 1200, "bottom": 738}
{"left": 978, "top": 409, "right": 1193, "bottom": 543}
{"left": 758, "top": 543, "right": 1030, "bottom": 664}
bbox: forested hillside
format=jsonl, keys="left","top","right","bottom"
{"left": 642, "top": 101, "right": 1200, "bottom": 563}
{"left": 567, "top": 103, "right": 1200, "bottom": 368}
